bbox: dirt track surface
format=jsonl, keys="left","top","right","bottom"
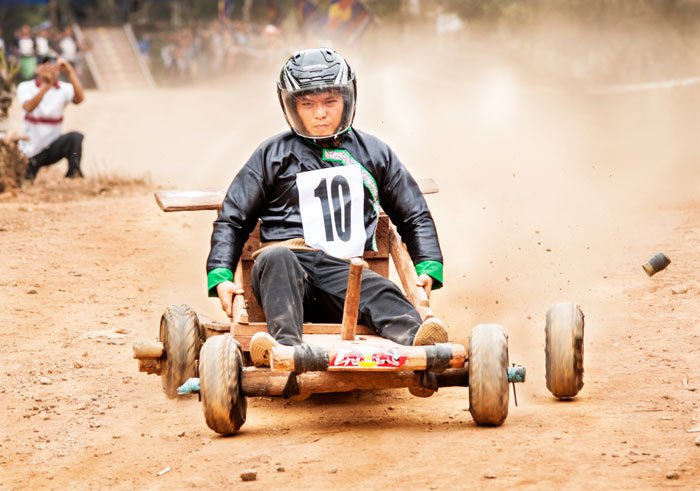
{"left": 1, "top": 49, "right": 700, "bottom": 489}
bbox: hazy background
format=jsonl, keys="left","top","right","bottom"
{"left": 5, "top": 0, "right": 700, "bottom": 366}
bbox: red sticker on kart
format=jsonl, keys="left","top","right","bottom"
{"left": 330, "top": 347, "right": 407, "bottom": 369}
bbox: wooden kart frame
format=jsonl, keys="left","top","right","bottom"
{"left": 133, "top": 180, "right": 526, "bottom": 433}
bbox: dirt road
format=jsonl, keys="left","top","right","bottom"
{"left": 1, "top": 45, "right": 699, "bottom": 489}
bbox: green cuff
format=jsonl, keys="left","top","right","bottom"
{"left": 207, "top": 267, "right": 233, "bottom": 297}
{"left": 415, "top": 260, "right": 443, "bottom": 290}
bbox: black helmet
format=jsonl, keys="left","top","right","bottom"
{"left": 277, "top": 47, "right": 356, "bottom": 140}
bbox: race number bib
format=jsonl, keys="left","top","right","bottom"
{"left": 296, "top": 165, "right": 365, "bottom": 258}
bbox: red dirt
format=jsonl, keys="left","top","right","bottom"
{"left": 1, "top": 50, "right": 699, "bottom": 489}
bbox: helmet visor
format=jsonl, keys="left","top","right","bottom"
{"left": 279, "top": 83, "right": 355, "bottom": 139}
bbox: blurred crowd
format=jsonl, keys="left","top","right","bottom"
{"left": 139, "top": 0, "right": 372, "bottom": 84}
{"left": 143, "top": 18, "right": 285, "bottom": 84}
{"left": 1, "top": 22, "right": 89, "bottom": 83}
{"left": 0, "top": 0, "right": 374, "bottom": 87}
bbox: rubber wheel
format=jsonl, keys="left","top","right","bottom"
{"left": 468, "top": 324, "right": 510, "bottom": 426}
{"left": 545, "top": 302, "right": 584, "bottom": 399}
{"left": 199, "top": 334, "right": 247, "bottom": 435}
{"left": 159, "top": 304, "right": 201, "bottom": 398}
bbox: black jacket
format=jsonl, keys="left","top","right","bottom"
{"left": 207, "top": 128, "right": 442, "bottom": 273}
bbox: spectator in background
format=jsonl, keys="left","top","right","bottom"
{"left": 18, "top": 55, "right": 86, "bottom": 182}
{"left": 14, "top": 25, "right": 36, "bottom": 81}
{"left": 208, "top": 23, "right": 225, "bottom": 74}
{"left": 137, "top": 33, "right": 151, "bottom": 67}
{"left": 160, "top": 37, "right": 176, "bottom": 77}
{"left": 34, "top": 28, "right": 52, "bottom": 58}
{"left": 327, "top": 0, "right": 355, "bottom": 34}
{"left": 265, "top": 0, "right": 285, "bottom": 27}
{"left": 0, "top": 29, "right": 6, "bottom": 56}
{"left": 57, "top": 26, "right": 83, "bottom": 82}
{"left": 58, "top": 26, "right": 78, "bottom": 66}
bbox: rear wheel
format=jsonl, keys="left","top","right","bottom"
{"left": 468, "top": 324, "right": 509, "bottom": 426}
{"left": 159, "top": 304, "right": 201, "bottom": 398}
{"left": 545, "top": 302, "right": 584, "bottom": 399}
{"left": 199, "top": 334, "right": 247, "bottom": 435}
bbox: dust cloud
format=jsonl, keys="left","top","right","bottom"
{"left": 15, "top": 19, "right": 699, "bottom": 353}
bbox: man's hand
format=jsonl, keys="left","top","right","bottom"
{"left": 416, "top": 274, "right": 434, "bottom": 299}
{"left": 57, "top": 58, "right": 72, "bottom": 74}
{"left": 216, "top": 281, "right": 245, "bottom": 319}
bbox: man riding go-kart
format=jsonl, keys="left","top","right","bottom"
{"left": 133, "top": 47, "right": 542, "bottom": 435}
{"left": 206, "top": 47, "right": 449, "bottom": 395}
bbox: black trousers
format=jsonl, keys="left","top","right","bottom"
{"left": 251, "top": 248, "right": 422, "bottom": 347}
{"left": 28, "top": 131, "right": 84, "bottom": 178}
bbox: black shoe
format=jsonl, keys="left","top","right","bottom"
{"left": 65, "top": 168, "right": 84, "bottom": 179}
{"left": 24, "top": 165, "right": 37, "bottom": 183}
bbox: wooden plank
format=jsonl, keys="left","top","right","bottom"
{"left": 341, "top": 258, "right": 366, "bottom": 340}
{"left": 241, "top": 369, "right": 419, "bottom": 397}
{"left": 201, "top": 320, "right": 229, "bottom": 332}
{"left": 240, "top": 367, "right": 467, "bottom": 397}
{"left": 417, "top": 178, "right": 439, "bottom": 195}
{"left": 239, "top": 260, "right": 266, "bottom": 322}
{"left": 229, "top": 322, "right": 375, "bottom": 337}
{"left": 387, "top": 224, "right": 433, "bottom": 320}
{"left": 154, "top": 179, "right": 437, "bottom": 213}
{"left": 232, "top": 264, "right": 249, "bottom": 325}
{"left": 271, "top": 342, "right": 466, "bottom": 372}
{"left": 301, "top": 333, "right": 399, "bottom": 348}
{"left": 154, "top": 190, "right": 224, "bottom": 212}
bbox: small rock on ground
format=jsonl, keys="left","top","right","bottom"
{"left": 240, "top": 471, "right": 257, "bottom": 482}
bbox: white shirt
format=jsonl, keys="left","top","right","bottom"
{"left": 17, "top": 37, "right": 34, "bottom": 56}
{"left": 59, "top": 36, "right": 77, "bottom": 62}
{"left": 35, "top": 36, "right": 50, "bottom": 56}
{"left": 16, "top": 80, "right": 75, "bottom": 158}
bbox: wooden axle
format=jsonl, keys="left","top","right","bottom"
{"left": 270, "top": 343, "right": 466, "bottom": 373}
{"left": 240, "top": 367, "right": 469, "bottom": 397}
{"left": 133, "top": 340, "right": 164, "bottom": 359}
{"left": 133, "top": 340, "right": 164, "bottom": 375}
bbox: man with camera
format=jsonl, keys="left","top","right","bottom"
{"left": 17, "top": 54, "right": 85, "bottom": 182}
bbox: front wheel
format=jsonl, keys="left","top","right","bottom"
{"left": 468, "top": 324, "right": 509, "bottom": 426}
{"left": 199, "top": 334, "right": 247, "bottom": 435}
{"left": 545, "top": 302, "right": 584, "bottom": 399}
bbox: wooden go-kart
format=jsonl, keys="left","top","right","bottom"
{"left": 132, "top": 181, "right": 580, "bottom": 436}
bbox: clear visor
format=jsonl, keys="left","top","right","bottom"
{"left": 279, "top": 83, "right": 355, "bottom": 139}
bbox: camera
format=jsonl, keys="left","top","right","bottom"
{"left": 36, "top": 55, "right": 57, "bottom": 65}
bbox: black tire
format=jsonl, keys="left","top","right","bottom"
{"left": 468, "top": 324, "right": 509, "bottom": 426}
{"left": 545, "top": 302, "right": 584, "bottom": 399}
{"left": 199, "top": 334, "right": 247, "bottom": 435}
{"left": 159, "top": 304, "right": 201, "bottom": 398}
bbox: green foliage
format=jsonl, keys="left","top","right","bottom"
{"left": 0, "top": 50, "right": 19, "bottom": 93}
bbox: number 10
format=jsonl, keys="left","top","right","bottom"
{"left": 313, "top": 176, "right": 352, "bottom": 242}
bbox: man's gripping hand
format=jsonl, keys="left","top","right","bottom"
{"left": 416, "top": 274, "right": 434, "bottom": 299}
{"left": 216, "top": 281, "right": 245, "bottom": 319}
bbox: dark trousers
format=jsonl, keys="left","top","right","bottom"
{"left": 27, "top": 131, "right": 84, "bottom": 178}
{"left": 251, "top": 248, "right": 422, "bottom": 346}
